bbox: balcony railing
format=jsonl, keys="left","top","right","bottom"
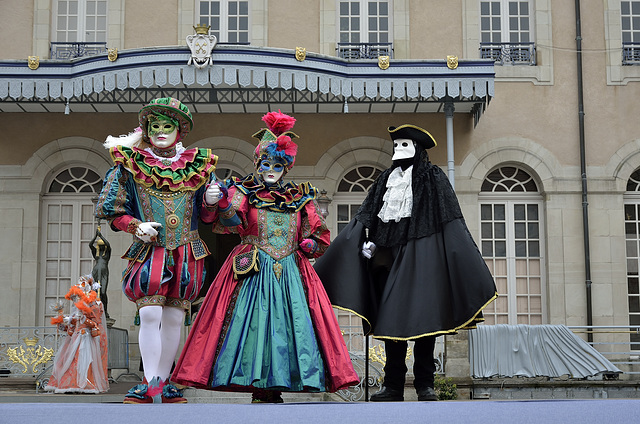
{"left": 569, "top": 325, "right": 640, "bottom": 375}
{"left": 337, "top": 42, "right": 393, "bottom": 60}
{"left": 623, "top": 42, "right": 640, "bottom": 65}
{"left": 479, "top": 42, "right": 536, "bottom": 65}
{"left": 50, "top": 42, "right": 107, "bottom": 59}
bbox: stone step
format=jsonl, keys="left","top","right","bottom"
{"left": 184, "top": 388, "right": 342, "bottom": 404}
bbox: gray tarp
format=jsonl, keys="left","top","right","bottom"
{"left": 469, "top": 324, "right": 621, "bottom": 378}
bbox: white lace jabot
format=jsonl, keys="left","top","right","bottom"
{"left": 377, "top": 165, "right": 413, "bottom": 223}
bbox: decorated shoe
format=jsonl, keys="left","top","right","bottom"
{"left": 123, "top": 379, "right": 152, "bottom": 404}
{"left": 162, "top": 381, "right": 188, "bottom": 404}
{"left": 147, "top": 376, "right": 165, "bottom": 403}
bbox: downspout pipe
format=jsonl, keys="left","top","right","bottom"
{"left": 575, "top": 0, "right": 593, "bottom": 342}
{"left": 445, "top": 101, "right": 455, "bottom": 189}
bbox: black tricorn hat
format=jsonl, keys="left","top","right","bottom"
{"left": 388, "top": 124, "right": 437, "bottom": 149}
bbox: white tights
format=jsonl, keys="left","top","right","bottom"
{"left": 138, "top": 305, "right": 185, "bottom": 382}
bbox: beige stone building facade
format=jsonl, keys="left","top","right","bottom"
{"left": 1, "top": 0, "right": 640, "bottom": 379}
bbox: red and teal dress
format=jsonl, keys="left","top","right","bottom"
{"left": 95, "top": 145, "right": 218, "bottom": 311}
{"left": 172, "top": 174, "right": 359, "bottom": 393}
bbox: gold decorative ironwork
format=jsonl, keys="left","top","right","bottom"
{"left": 447, "top": 55, "right": 459, "bottom": 70}
{"left": 7, "top": 337, "right": 54, "bottom": 373}
{"left": 368, "top": 343, "right": 413, "bottom": 366}
{"left": 369, "top": 344, "right": 386, "bottom": 365}
{"left": 295, "top": 47, "right": 306, "bottom": 62}
{"left": 27, "top": 56, "right": 39, "bottom": 70}
{"left": 378, "top": 55, "right": 390, "bottom": 70}
{"left": 108, "top": 48, "right": 118, "bottom": 62}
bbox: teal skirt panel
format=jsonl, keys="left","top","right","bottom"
{"left": 211, "top": 251, "right": 326, "bottom": 391}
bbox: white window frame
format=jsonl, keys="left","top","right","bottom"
{"left": 40, "top": 196, "right": 98, "bottom": 326}
{"left": 624, "top": 192, "right": 640, "bottom": 349}
{"left": 337, "top": 0, "right": 392, "bottom": 44}
{"left": 463, "top": 0, "right": 552, "bottom": 84}
{"left": 196, "top": 0, "right": 250, "bottom": 43}
{"left": 480, "top": 0, "right": 533, "bottom": 44}
{"left": 604, "top": 1, "right": 640, "bottom": 84}
{"left": 479, "top": 192, "right": 547, "bottom": 325}
{"left": 52, "top": 0, "right": 108, "bottom": 43}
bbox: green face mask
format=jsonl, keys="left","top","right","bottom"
{"left": 147, "top": 115, "right": 178, "bottom": 137}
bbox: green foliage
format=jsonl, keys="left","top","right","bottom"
{"left": 434, "top": 374, "right": 458, "bottom": 400}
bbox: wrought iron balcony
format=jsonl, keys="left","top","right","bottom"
{"left": 623, "top": 42, "right": 640, "bottom": 65}
{"left": 50, "top": 42, "right": 107, "bottom": 60}
{"left": 479, "top": 42, "right": 536, "bottom": 66}
{"left": 337, "top": 42, "right": 393, "bottom": 60}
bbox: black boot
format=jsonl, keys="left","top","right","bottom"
{"left": 370, "top": 386, "right": 404, "bottom": 402}
{"left": 417, "top": 387, "right": 438, "bottom": 401}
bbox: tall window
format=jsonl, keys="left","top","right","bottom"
{"left": 198, "top": 0, "right": 249, "bottom": 43}
{"left": 479, "top": 1, "right": 535, "bottom": 65}
{"left": 622, "top": 1, "right": 640, "bottom": 64}
{"left": 624, "top": 168, "right": 640, "bottom": 349}
{"left": 41, "top": 167, "right": 103, "bottom": 324}
{"left": 54, "top": 0, "right": 107, "bottom": 43}
{"left": 337, "top": 1, "right": 392, "bottom": 59}
{"left": 479, "top": 166, "right": 545, "bottom": 325}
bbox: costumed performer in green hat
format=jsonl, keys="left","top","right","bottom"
{"left": 95, "top": 97, "right": 220, "bottom": 404}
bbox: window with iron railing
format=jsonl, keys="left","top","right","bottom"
{"left": 479, "top": 1, "right": 535, "bottom": 65}
{"left": 51, "top": 0, "right": 107, "bottom": 59}
{"left": 337, "top": 0, "right": 392, "bottom": 59}
{"left": 622, "top": 2, "right": 640, "bottom": 65}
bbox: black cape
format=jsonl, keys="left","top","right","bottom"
{"left": 314, "top": 156, "right": 497, "bottom": 340}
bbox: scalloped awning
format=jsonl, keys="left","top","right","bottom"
{"left": 0, "top": 46, "right": 494, "bottom": 121}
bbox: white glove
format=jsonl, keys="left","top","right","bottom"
{"left": 205, "top": 183, "right": 222, "bottom": 205}
{"left": 362, "top": 241, "right": 377, "bottom": 259}
{"left": 137, "top": 221, "right": 161, "bottom": 243}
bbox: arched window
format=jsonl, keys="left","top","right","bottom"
{"left": 41, "top": 166, "right": 102, "bottom": 324}
{"left": 214, "top": 167, "right": 243, "bottom": 182}
{"left": 479, "top": 166, "right": 546, "bottom": 325}
{"left": 624, "top": 168, "right": 640, "bottom": 349}
{"left": 332, "top": 166, "right": 383, "bottom": 234}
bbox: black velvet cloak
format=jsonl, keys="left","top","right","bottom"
{"left": 314, "top": 155, "right": 497, "bottom": 340}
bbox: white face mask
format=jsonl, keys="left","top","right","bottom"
{"left": 392, "top": 138, "right": 416, "bottom": 160}
{"left": 148, "top": 117, "right": 179, "bottom": 149}
{"left": 150, "top": 129, "right": 178, "bottom": 149}
{"left": 258, "top": 160, "right": 285, "bottom": 184}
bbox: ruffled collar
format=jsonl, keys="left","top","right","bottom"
{"left": 232, "top": 174, "right": 317, "bottom": 212}
{"left": 110, "top": 145, "right": 217, "bottom": 191}
{"left": 144, "top": 142, "right": 186, "bottom": 164}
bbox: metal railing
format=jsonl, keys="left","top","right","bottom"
{"left": 0, "top": 326, "right": 60, "bottom": 390}
{"left": 50, "top": 42, "right": 107, "bottom": 59}
{"left": 479, "top": 42, "right": 536, "bottom": 65}
{"left": 335, "top": 324, "right": 444, "bottom": 401}
{"left": 623, "top": 42, "right": 640, "bottom": 65}
{"left": 336, "top": 42, "right": 393, "bottom": 60}
{"left": 0, "top": 325, "right": 136, "bottom": 392}
{"left": 569, "top": 325, "right": 640, "bottom": 375}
